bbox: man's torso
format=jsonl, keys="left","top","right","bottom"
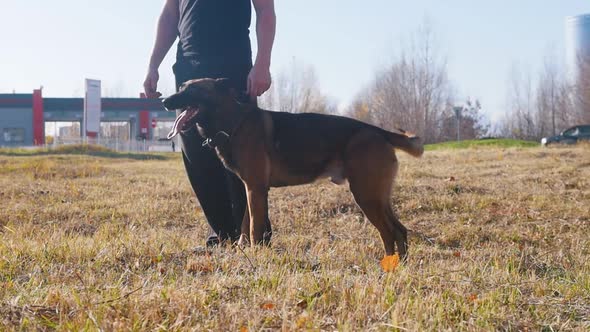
{"left": 177, "top": 0, "right": 252, "bottom": 65}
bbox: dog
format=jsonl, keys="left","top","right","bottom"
{"left": 163, "top": 78, "right": 423, "bottom": 260}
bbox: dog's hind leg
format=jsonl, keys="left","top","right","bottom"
{"left": 350, "top": 185, "right": 408, "bottom": 259}
{"left": 351, "top": 193, "right": 397, "bottom": 256}
{"left": 385, "top": 205, "right": 408, "bottom": 261}
{"left": 345, "top": 131, "right": 408, "bottom": 259}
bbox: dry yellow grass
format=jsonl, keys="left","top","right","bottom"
{"left": 1, "top": 145, "right": 589, "bottom": 331}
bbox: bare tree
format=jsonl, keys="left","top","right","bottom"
{"left": 501, "top": 52, "right": 576, "bottom": 140}
{"left": 536, "top": 52, "right": 574, "bottom": 136}
{"left": 260, "top": 58, "right": 335, "bottom": 114}
{"left": 347, "top": 21, "right": 454, "bottom": 143}
{"left": 347, "top": 88, "right": 373, "bottom": 123}
{"left": 501, "top": 64, "right": 537, "bottom": 139}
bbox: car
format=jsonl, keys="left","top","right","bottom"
{"left": 541, "top": 124, "right": 590, "bottom": 146}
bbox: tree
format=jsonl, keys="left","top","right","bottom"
{"left": 347, "top": 89, "right": 373, "bottom": 123}
{"left": 347, "top": 21, "right": 454, "bottom": 143}
{"left": 500, "top": 52, "right": 575, "bottom": 140}
{"left": 438, "top": 99, "right": 488, "bottom": 141}
{"left": 260, "top": 58, "right": 335, "bottom": 114}
{"left": 536, "top": 52, "right": 574, "bottom": 136}
{"left": 504, "top": 64, "right": 537, "bottom": 139}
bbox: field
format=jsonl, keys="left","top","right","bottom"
{"left": 1, "top": 143, "right": 589, "bottom": 331}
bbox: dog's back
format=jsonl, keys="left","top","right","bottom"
{"left": 265, "top": 110, "right": 423, "bottom": 161}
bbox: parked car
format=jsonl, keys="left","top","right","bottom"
{"left": 541, "top": 124, "right": 590, "bottom": 146}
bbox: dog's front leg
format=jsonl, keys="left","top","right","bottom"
{"left": 245, "top": 184, "right": 269, "bottom": 245}
{"left": 234, "top": 129, "right": 271, "bottom": 246}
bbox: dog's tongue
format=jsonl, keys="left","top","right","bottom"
{"left": 167, "top": 110, "right": 189, "bottom": 139}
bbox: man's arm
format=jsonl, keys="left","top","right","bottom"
{"left": 247, "top": 0, "right": 276, "bottom": 98}
{"left": 144, "top": 0, "right": 179, "bottom": 98}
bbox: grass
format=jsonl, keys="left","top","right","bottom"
{"left": 1, "top": 144, "right": 589, "bottom": 330}
{"left": 426, "top": 138, "right": 540, "bottom": 151}
{"left": 0, "top": 144, "right": 172, "bottom": 161}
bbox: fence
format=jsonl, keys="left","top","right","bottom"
{"left": 51, "top": 137, "right": 180, "bottom": 153}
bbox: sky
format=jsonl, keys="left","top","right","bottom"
{"left": 1, "top": 0, "right": 589, "bottom": 124}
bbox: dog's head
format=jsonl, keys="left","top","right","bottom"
{"left": 163, "top": 78, "right": 238, "bottom": 138}
{"left": 163, "top": 78, "right": 234, "bottom": 111}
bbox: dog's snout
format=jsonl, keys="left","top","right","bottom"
{"left": 162, "top": 95, "right": 182, "bottom": 111}
{"left": 162, "top": 98, "right": 170, "bottom": 110}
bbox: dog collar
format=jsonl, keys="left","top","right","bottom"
{"left": 201, "top": 109, "right": 253, "bottom": 149}
{"left": 202, "top": 131, "right": 230, "bottom": 148}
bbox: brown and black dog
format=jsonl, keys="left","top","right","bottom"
{"left": 163, "top": 78, "right": 423, "bottom": 260}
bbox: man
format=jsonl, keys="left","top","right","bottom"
{"left": 144, "top": 0, "right": 276, "bottom": 246}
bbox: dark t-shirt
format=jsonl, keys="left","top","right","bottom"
{"left": 177, "top": 0, "right": 252, "bottom": 66}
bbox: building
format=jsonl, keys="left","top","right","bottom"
{"left": 566, "top": 13, "right": 590, "bottom": 81}
{"left": 0, "top": 89, "right": 176, "bottom": 147}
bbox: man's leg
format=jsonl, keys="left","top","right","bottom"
{"left": 180, "top": 128, "right": 240, "bottom": 243}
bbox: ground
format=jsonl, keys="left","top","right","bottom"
{"left": 0, "top": 143, "right": 589, "bottom": 331}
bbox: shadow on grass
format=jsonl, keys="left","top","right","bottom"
{"left": 0, "top": 144, "right": 172, "bottom": 161}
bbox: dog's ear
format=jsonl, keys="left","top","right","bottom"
{"left": 214, "top": 78, "right": 232, "bottom": 92}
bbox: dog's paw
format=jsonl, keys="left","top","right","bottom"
{"left": 237, "top": 234, "right": 250, "bottom": 247}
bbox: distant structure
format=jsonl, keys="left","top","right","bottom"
{"left": 565, "top": 14, "right": 590, "bottom": 82}
{"left": 0, "top": 90, "right": 174, "bottom": 147}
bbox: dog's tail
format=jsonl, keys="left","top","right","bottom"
{"left": 382, "top": 128, "right": 424, "bottom": 157}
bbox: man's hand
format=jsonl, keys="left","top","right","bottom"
{"left": 143, "top": 69, "right": 162, "bottom": 99}
{"left": 247, "top": 63, "right": 271, "bottom": 98}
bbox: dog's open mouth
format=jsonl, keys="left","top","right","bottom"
{"left": 167, "top": 107, "right": 199, "bottom": 139}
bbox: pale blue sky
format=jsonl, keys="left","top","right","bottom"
{"left": 0, "top": 1, "right": 588, "bottom": 122}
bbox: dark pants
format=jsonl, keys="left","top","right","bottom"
{"left": 173, "top": 59, "right": 271, "bottom": 244}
